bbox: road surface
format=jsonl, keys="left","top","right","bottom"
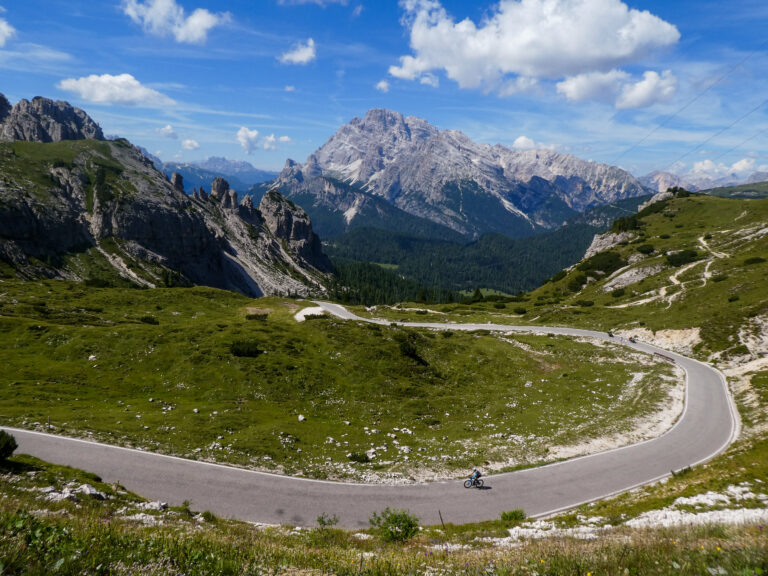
{"left": 5, "top": 303, "right": 739, "bottom": 528}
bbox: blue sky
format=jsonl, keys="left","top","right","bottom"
{"left": 0, "top": 0, "right": 766, "bottom": 179}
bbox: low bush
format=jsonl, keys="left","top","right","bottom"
{"left": 138, "top": 315, "right": 159, "bottom": 325}
{"left": 712, "top": 274, "right": 729, "bottom": 282}
{"left": 493, "top": 302, "right": 506, "bottom": 309}
{"left": 348, "top": 452, "right": 370, "bottom": 463}
{"left": 666, "top": 250, "right": 699, "bottom": 267}
{"left": 0, "top": 430, "right": 17, "bottom": 461}
{"left": 513, "top": 307, "right": 527, "bottom": 315}
{"left": 500, "top": 508, "right": 527, "bottom": 524}
{"left": 369, "top": 507, "right": 419, "bottom": 542}
{"left": 611, "top": 288, "right": 626, "bottom": 298}
{"left": 245, "top": 313, "right": 268, "bottom": 321}
{"left": 744, "top": 256, "right": 766, "bottom": 265}
{"left": 729, "top": 295, "right": 740, "bottom": 302}
{"left": 230, "top": 341, "right": 264, "bottom": 357}
{"left": 567, "top": 273, "right": 588, "bottom": 293}
{"left": 637, "top": 244, "right": 655, "bottom": 255}
{"left": 574, "top": 300, "right": 594, "bottom": 307}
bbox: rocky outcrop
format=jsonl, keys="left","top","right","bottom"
{"left": 584, "top": 231, "right": 637, "bottom": 259}
{"left": 170, "top": 172, "right": 185, "bottom": 193}
{"left": 0, "top": 94, "right": 104, "bottom": 143}
{"left": 259, "top": 190, "right": 332, "bottom": 272}
{"left": 0, "top": 95, "right": 332, "bottom": 297}
{"left": 275, "top": 108, "right": 649, "bottom": 239}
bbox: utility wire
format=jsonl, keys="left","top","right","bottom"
{"left": 708, "top": 127, "right": 768, "bottom": 164}
{"left": 663, "top": 97, "right": 768, "bottom": 172}
{"left": 609, "top": 37, "right": 768, "bottom": 166}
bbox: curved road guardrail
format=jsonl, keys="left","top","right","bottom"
{"left": 5, "top": 302, "right": 739, "bottom": 528}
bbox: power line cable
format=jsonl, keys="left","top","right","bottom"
{"left": 663, "top": 97, "right": 768, "bottom": 172}
{"left": 609, "top": 37, "right": 768, "bottom": 166}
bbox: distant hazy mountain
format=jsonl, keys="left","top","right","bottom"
{"left": 160, "top": 157, "right": 277, "bottom": 193}
{"left": 640, "top": 169, "right": 768, "bottom": 193}
{"left": 273, "top": 109, "right": 649, "bottom": 240}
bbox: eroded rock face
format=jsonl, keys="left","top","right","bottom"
{"left": 0, "top": 94, "right": 332, "bottom": 297}
{"left": 259, "top": 189, "right": 333, "bottom": 272}
{"left": 0, "top": 94, "right": 104, "bottom": 143}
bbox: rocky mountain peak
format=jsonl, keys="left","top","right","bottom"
{"left": 170, "top": 172, "right": 185, "bottom": 193}
{"left": 0, "top": 93, "right": 104, "bottom": 143}
{"left": 0, "top": 94, "right": 10, "bottom": 123}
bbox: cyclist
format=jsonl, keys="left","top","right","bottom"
{"left": 470, "top": 468, "right": 482, "bottom": 482}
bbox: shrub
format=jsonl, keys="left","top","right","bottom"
{"left": 744, "top": 256, "right": 766, "bottom": 265}
{"left": 666, "top": 250, "right": 699, "bottom": 267}
{"left": 611, "top": 288, "right": 626, "bottom": 298}
{"left": 567, "top": 273, "right": 588, "bottom": 293}
{"left": 574, "top": 300, "right": 594, "bottom": 307}
{"left": 637, "top": 244, "right": 655, "bottom": 255}
{"left": 500, "top": 508, "right": 527, "bottom": 524}
{"left": 245, "top": 313, "right": 268, "bottom": 321}
{"left": 578, "top": 251, "right": 627, "bottom": 276}
{"left": 317, "top": 513, "right": 339, "bottom": 528}
{"left": 493, "top": 302, "right": 506, "bottom": 309}
{"left": 230, "top": 341, "right": 264, "bottom": 357}
{"left": 728, "top": 295, "right": 740, "bottom": 302}
{"left": 513, "top": 307, "right": 527, "bottom": 315}
{"left": 348, "top": 452, "right": 370, "bottom": 463}
{"left": 0, "top": 431, "right": 17, "bottom": 461}
{"left": 369, "top": 507, "right": 419, "bottom": 542}
{"left": 138, "top": 315, "right": 159, "bottom": 325}
{"left": 549, "top": 270, "right": 567, "bottom": 283}
{"left": 712, "top": 274, "right": 728, "bottom": 282}
{"left": 660, "top": 234, "right": 671, "bottom": 239}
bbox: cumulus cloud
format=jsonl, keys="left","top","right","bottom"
{"left": 557, "top": 69, "right": 628, "bottom": 103}
{"left": 122, "top": 0, "right": 230, "bottom": 45}
{"left": 279, "top": 38, "right": 316, "bottom": 65}
{"left": 390, "top": 0, "right": 679, "bottom": 102}
{"left": 419, "top": 73, "right": 439, "bottom": 88}
{"left": 512, "top": 135, "right": 554, "bottom": 151}
{"left": 691, "top": 158, "right": 757, "bottom": 179}
{"left": 158, "top": 124, "right": 178, "bottom": 139}
{"left": 237, "top": 126, "right": 260, "bottom": 154}
{"left": 616, "top": 70, "right": 677, "bottom": 109}
{"left": 181, "top": 139, "right": 199, "bottom": 150}
{"left": 263, "top": 134, "right": 292, "bottom": 150}
{"left": 57, "top": 73, "right": 176, "bottom": 107}
{"left": 0, "top": 16, "right": 14, "bottom": 47}
{"left": 375, "top": 79, "right": 390, "bottom": 92}
{"left": 278, "top": 0, "right": 349, "bottom": 4}
{"left": 284, "top": 85, "right": 296, "bottom": 92}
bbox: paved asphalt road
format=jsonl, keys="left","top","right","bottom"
{"left": 6, "top": 303, "right": 739, "bottom": 528}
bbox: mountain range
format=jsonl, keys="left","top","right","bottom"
{"left": 269, "top": 109, "right": 649, "bottom": 240}
{"left": 157, "top": 156, "right": 278, "bottom": 193}
{"left": 640, "top": 169, "right": 768, "bottom": 193}
{"left": 0, "top": 94, "right": 331, "bottom": 297}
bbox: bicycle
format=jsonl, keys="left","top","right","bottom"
{"left": 463, "top": 476, "right": 484, "bottom": 489}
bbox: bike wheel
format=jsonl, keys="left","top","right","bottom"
{"left": 475, "top": 479, "right": 484, "bottom": 488}
{"left": 463, "top": 480, "right": 473, "bottom": 489}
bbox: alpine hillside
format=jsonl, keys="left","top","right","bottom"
{"left": 0, "top": 94, "right": 331, "bottom": 297}
{"left": 270, "top": 109, "right": 649, "bottom": 239}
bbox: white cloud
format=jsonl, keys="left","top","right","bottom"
{"left": 730, "top": 158, "right": 756, "bottom": 174}
{"left": 158, "top": 124, "right": 178, "bottom": 139}
{"left": 263, "top": 134, "right": 278, "bottom": 150}
{"left": 237, "top": 126, "right": 259, "bottom": 154}
{"left": 352, "top": 5, "right": 363, "bottom": 17}
{"left": 263, "top": 134, "right": 292, "bottom": 150}
{"left": 557, "top": 69, "right": 628, "bottom": 103}
{"left": 615, "top": 70, "right": 677, "bottom": 109}
{"left": 284, "top": 85, "right": 296, "bottom": 92}
{"left": 0, "top": 17, "right": 14, "bottom": 47}
{"left": 278, "top": 0, "right": 350, "bottom": 5}
{"left": 122, "top": 0, "right": 230, "bottom": 45}
{"left": 498, "top": 76, "right": 539, "bottom": 97}
{"left": 691, "top": 157, "right": 756, "bottom": 179}
{"left": 419, "top": 73, "right": 439, "bottom": 88}
{"left": 181, "top": 139, "right": 199, "bottom": 150}
{"left": 390, "top": 0, "right": 680, "bottom": 99}
{"left": 279, "top": 38, "right": 316, "bottom": 65}
{"left": 375, "top": 79, "right": 390, "bottom": 92}
{"left": 57, "top": 73, "right": 176, "bottom": 107}
{"left": 511, "top": 135, "right": 554, "bottom": 151}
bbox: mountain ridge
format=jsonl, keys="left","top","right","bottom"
{"left": 273, "top": 108, "right": 650, "bottom": 239}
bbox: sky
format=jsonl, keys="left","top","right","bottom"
{"left": 0, "top": 0, "right": 766, "bottom": 179}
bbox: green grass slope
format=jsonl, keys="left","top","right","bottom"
{"left": 0, "top": 279, "right": 676, "bottom": 482}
